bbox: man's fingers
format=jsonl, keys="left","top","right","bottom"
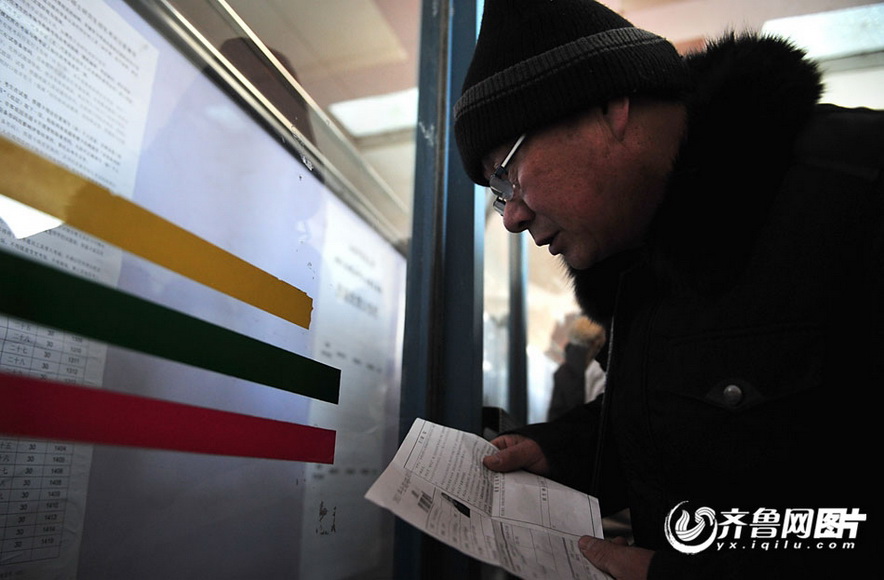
{"left": 483, "top": 434, "right": 529, "bottom": 471}
{"left": 482, "top": 444, "right": 523, "bottom": 471}
{"left": 578, "top": 536, "right": 654, "bottom": 580}
{"left": 487, "top": 433, "right": 526, "bottom": 450}
{"left": 482, "top": 437, "right": 549, "bottom": 473}
{"left": 579, "top": 536, "right": 621, "bottom": 573}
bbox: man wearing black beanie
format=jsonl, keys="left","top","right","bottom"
{"left": 454, "top": 0, "right": 880, "bottom": 578}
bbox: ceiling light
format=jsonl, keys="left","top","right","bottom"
{"left": 329, "top": 87, "right": 418, "bottom": 138}
{"left": 762, "top": 4, "right": 884, "bottom": 60}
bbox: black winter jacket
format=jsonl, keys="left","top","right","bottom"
{"left": 515, "top": 35, "right": 881, "bottom": 578}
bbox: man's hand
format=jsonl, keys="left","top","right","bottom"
{"left": 578, "top": 536, "right": 653, "bottom": 580}
{"left": 482, "top": 433, "right": 550, "bottom": 474}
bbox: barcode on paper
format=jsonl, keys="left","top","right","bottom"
{"left": 418, "top": 491, "right": 433, "bottom": 512}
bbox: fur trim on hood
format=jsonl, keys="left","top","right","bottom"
{"left": 571, "top": 33, "right": 824, "bottom": 321}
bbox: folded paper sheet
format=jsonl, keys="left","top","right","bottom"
{"left": 366, "top": 419, "right": 612, "bottom": 579}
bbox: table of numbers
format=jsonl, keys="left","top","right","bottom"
{"left": 0, "top": 439, "right": 73, "bottom": 564}
{"left": 1, "top": 318, "right": 93, "bottom": 385}
{"left": 1, "top": 315, "right": 100, "bottom": 569}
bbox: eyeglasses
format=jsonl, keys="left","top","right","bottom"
{"left": 488, "top": 134, "right": 527, "bottom": 216}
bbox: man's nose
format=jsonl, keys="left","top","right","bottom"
{"left": 502, "top": 197, "right": 533, "bottom": 233}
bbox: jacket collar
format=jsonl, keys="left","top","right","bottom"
{"left": 570, "top": 33, "right": 823, "bottom": 319}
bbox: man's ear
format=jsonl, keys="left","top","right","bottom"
{"left": 602, "top": 96, "right": 630, "bottom": 141}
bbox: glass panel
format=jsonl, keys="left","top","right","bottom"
{"left": 482, "top": 205, "right": 582, "bottom": 427}
{"left": 148, "top": 0, "right": 417, "bottom": 252}
{"left": 525, "top": 237, "right": 582, "bottom": 425}
{"left": 483, "top": 207, "right": 510, "bottom": 412}
{"left": 0, "top": 1, "right": 409, "bottom": 578}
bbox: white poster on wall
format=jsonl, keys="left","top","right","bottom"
{"left": 298, "top": 193, "right": 405, "bottom": 579}
{"left": 0, "top": 0, "right": 157, "bottom": 577}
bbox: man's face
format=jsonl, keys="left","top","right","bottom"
{"left": 483, "top": 107, "right": 667, "bottom": 270}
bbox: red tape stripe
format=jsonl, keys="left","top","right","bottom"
{"left": 0, "top": 373, "right": 335, "bottom": 463}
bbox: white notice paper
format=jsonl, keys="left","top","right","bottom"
{"left": 0, "top": 0, "right": 157, "bottom": 576}
{"left": 365, "top": 419, "right": 612, "bottom": 579}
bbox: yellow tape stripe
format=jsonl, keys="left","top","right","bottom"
{"left": 0, "top": 137, "right": 312, "bottom": 328}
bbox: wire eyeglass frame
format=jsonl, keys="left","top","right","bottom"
{"left": 488, "top": 134, "right": 527, "bottom": 216}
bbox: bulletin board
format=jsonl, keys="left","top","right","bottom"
{"left": 0, "top": 1, "right": 406, "bottom": 578}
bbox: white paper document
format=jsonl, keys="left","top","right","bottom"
{"left": 365, "top": 419, "right": 612, "bottom": 579}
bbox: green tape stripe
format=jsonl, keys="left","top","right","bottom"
{"left": 0, "top": 249, "right": 339, "bottom": 404}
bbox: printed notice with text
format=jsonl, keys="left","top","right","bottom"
{"left": 365, "top": 418, "right": 612, "bottom": 580}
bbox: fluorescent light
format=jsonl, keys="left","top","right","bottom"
{"left": 762, "top": 4, "right": 884, "bottom": 61}
{"left": 329, "top": 87, "right": 418, "bottom": 137}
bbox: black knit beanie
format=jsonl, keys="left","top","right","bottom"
{"left": 453, "top": 0, "right": 692, "bottom": 185}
